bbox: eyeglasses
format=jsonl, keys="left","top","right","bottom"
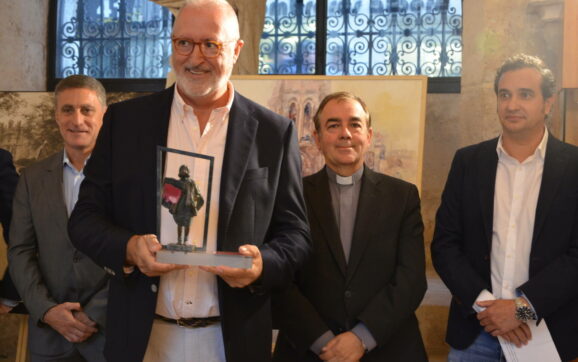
{"left": 171, "top": 38, "right": 236, "bottom": 58}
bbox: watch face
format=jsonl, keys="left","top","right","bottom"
{"left": 515, "top": 306, "right": 536, "bottom": 322}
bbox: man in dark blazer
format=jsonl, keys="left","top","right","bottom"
{"left": 432, "top": 54, "right": 578, "bottom": 361}
{"left": 9, "top": 75, "right": 108, "bottom": 361}
{"left": 68, "top": 1, "right": 310, "bottom": 361}
{"left": 273, "top": 92, "right": 427, "bottom": 362}
{"left": 0, "top": 148, "right": 19, "bottom": 313}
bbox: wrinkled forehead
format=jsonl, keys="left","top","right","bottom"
{"left": 321, "top": 99, "right": 369, "bottom": 122}
{"left": 55, "top": 88, "right": 103, "bottom": 108}
{"left": 173, "top": 3, "right": 239, "bottom": 40}
{"left": 497, "top": 67, "right": 543, "bottom": 91}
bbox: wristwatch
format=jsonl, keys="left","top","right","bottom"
{"left": 514, "top": 297, "right": 537, "bottom": 322}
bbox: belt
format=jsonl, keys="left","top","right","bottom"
{"left": 154, "top": 314, "right": 221, "bottom": 328}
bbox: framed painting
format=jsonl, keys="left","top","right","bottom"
{"left": 231, "top": 75, "right": 427, "bottom": 190}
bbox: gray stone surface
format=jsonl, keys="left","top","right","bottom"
{"left": 0, "top": 0, "right": 48, "bottom": 91}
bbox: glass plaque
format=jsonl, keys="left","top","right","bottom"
{"left": 155, "top": 146, "right": 252, "bottom": 268}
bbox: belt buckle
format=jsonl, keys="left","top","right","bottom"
{"left": 176, "top": 319, "right": 188, "bottom": 328}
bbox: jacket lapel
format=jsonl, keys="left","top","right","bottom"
{"left": 141, "top": 86, "right": 173, "bottom": 234}
{"left": 532, "top": 136, "right": 566, "bottom": 245}
{"left": 218, "top": 93, "right": 259, "bottom": 246}
{"left": 307, "top": 170, "right": 347, "bottom": 277}
{"left": 147, "top": 86, "right": 173, "bottom": 152}
{"left": 477, "top": 139, "right": 499, "bottom": 248}
{"left": 346, "top": 167, "right": 381, "bottom": 283}
{"left": 43, "top": 151, "right": 69, "bottom": 234}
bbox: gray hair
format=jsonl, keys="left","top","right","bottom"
{"left": 313, "top": 91, "right": 371, "bottom": 132}
{"left": 54, "top": 75, "right": 107, "bottom": 107}
{"left": 181, "top": 0, "right": 238, "bottom": 18}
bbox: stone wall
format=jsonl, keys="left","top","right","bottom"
{"left": 423, "top": 0, "right": 564, "bottom": 273}
{"left": 0, "top": 1, "right": 48, "bottom": 91}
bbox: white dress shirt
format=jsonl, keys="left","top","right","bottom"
{"left": 479, "top": 129, "right": 548, "bottom": 306}
{"left": 155, "top": 83, "right": 233, "bottom": 319}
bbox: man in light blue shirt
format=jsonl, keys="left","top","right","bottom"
{"left": 8, "top": 75, "right": 109, "bottom": 362}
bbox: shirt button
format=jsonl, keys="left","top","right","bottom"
{"left": 151, "top": 284, "right": 158, "bottom": 293}
{"left": 344, "top": 290, "right": 352, "bottom": 298}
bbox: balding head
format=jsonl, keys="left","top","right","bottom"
{"left": 171, "top": 0, "right": 244, "bottom": 107}
{"left": 177, "top": 0, "right": 240, "bottom": 40}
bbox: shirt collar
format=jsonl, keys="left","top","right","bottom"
{"left": 496, "top": 128, "right": 548, "bottom": 162}
{"left": 173, "top": 81, "right": 236, "bottom": 120}
{"left": 326, "top": 165, "right": 364, "bottom": 186}
{"left": 62, "top": 150, "right": 90, "bottom": 172}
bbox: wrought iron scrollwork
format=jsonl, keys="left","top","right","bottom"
{"left": 56, "top": 0, "right": 172, "bottom": 79}
{"left": 259, "top": 0, "right": 462, "bottom": 76}
{"left": 259, "top": 0, "right": 317, "bottom": 74}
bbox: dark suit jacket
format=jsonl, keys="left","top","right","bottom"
{"left": 431, "top": 136, "right": 578, "bottom": 361}
{"left": 273, "top": 167, "right": 427, "bottom": 362}
{"left": 0, "top": 148, "right": 19, "bottom": 302}
{"left": 68, "top": 86, "right": 311, "bottom": 362}
{"left": 8, "top": 151, "right": 108, "bottom": 357}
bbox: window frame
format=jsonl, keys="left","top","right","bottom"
{"left": 261, "top": 0, "right": 461, "bottom": 93}
{"left": 47, "top": 0, "right": 170, "bottom": 92}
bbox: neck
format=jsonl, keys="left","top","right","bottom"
{"left": 328, "top": 164, "right": 363, "bottom": 177}
{"left": 501, "top": 127, "right": 545, "bottom": 163}
{"left": 178, "top": 84, "right": 230, "bottom": 134}
{"left": 65, "top": 147, "right": 91, "bottom": 171}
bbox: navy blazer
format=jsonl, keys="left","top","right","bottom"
{"left": 431, "top": 135, "right": 578, "bottom": 361}
{"left": 69, "top": 86, "right": 310, "bottom": 362}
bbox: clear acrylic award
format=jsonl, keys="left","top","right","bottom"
{"left": 155, "top": 146, "right": 252, "bottom": 268}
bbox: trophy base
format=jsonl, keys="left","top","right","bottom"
{"left": 156, "top": 245, "right": 253, "bottom": 268}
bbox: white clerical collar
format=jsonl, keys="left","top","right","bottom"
{"left": 326, "top": 165, "right": 364, "bottom": 186}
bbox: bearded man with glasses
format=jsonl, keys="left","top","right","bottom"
{"left": 68, "top": 1, "right": 311, "bottom": 361}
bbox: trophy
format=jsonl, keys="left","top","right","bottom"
{"left": 155, "top": 146, "right": 252, "bottom": 268}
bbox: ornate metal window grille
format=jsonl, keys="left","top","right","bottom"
{"left": 55, "top": 0, "right": 172, "bottom": 79}
{"left": 259, "top": 0, "right": 462, "bottom": 78}
{"left": 260, "top": 0, "right": 317, "bottom": 74}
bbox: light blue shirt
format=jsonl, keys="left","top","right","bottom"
{"left": 62, "top": 152, "right": 89, "bottom": 216}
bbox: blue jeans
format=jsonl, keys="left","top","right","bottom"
{"left": 448, "top": 330, "right": 506, "bottom": 362}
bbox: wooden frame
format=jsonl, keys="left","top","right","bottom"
{"left": 563, "top": 0, "right": 578, "bottom": 146}
{"left": 563, "top": 0, "right": 578, "bottom": 88}
{"left": 231, "top": 75, "right": 427, "bottom": 190}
